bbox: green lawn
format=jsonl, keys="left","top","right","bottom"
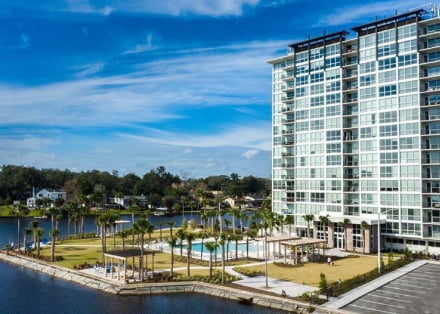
{"left": 239, "top": 256, "right": 388, "bottom": 287}
{"left": 0, "top": 205, "right": 43, "bottom": 217}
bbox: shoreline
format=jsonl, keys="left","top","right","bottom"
{"left": 0, "top": 251, "right": 346, "bottom": 313}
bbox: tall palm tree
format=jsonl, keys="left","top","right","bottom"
{"left": 64, "top": 201, "right": 77, "bottom": 237}
{"left": 205, "top": 241, "right": 218, "bottom": 278}
{"left": 361, "top": 221, "right": 369, "bottom": 254}
{"left": 29, "top": 220, "right": 39, "bottom": 250}
{"left": 245, "top": 229, "right": 257, "bottom": 259}
{"left": 127, "top": 205, "right": 138, "bottom": 224}
{"left": 50, "top": 229, "right": 59, "bottom": 262}
{"left": 167, "top": 236, "right": 177, "bottom": 278}
{"left": 36, "top": 227, "right": 44, "bottom": 256}
{"left": 9, "top": 204, "right": 29, "bottom": 251}
{"left": 319, "top": 215, "right": 331, "bottom": 242}
{"left": 284, "top": 215, "right": 295, "bottom": 235}
{"left": 23, "top": 228, "right": 32, "bottom": 253}
{"left": 341, "top": 218, "right": 351, "bottom": 251}
{"left": 219, "top": 233, "right": 227, "bottom": 284}
{"left": 185, "top": 232, "right": 196, "bottom": 276}
{"left": 261, "top": 209, "right": 279, "bottom": 288}
{"left": 199, "top": 231, "right": 208, "bottom": 260}
{"left": 303, "top": 214, "right": 315, "bottom": 238}
{"left": 232, "top": 234, "right": 243, "bottom": 260}
{"left": 120, "top": 230, "right": 128, "bottom": 250}
{"left": 167, "top": 221, "right": 175, "bottom": 238}
{"left": 133, "top": 218, "right": 153, "bottom": 281}
{"left": 176, "top": 229, "right": 186, "bottom": 257}
{"left": 230, "top": 207, "right": 240, "bottom": 235}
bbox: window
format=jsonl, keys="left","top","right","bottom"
{"left": 359, "top": 61, "right": 375, "bottom": 74}
{"left": 360, "top": 140, "right": 377, "bottom": 152}
{"left": 310, "top": 72, "right": 324, "bottom": 83}
{"left": 310, "top": 48, "right": 324, "bottom": 60}
{"left": 378, "top": 58, "right": 396, "bottom": 70}
{"left": 380, "top": 152, "right": 398, "bottom": 164}
{"left": 327, "top": 155, "right": 341, "bottom": 165}
{"left": 398, "top": 24, "right": 417, "bottom": 39}
{"left": 326, "top": 94, "right": 341, "bottom": 104}
{"left": 398, "top": 39, "right": 417, "bottom": 53}
{"left": 360, "top": 48, "right": 376, "bottom": 61}
{"left": 377, "top": 43, "right": 396, "bottom": 57}
{"left": 310, "top": 107, "right": 324, "bottom": 118}
{"left": 401, "top": 180, "right": 421, "bottom": 192}
{"left": 296, "top": 87, "right": 307, "bottom": 97}
{"left": 310, "top": 192, "right": 325, "bottom": 202}
{"left": 380, "top": 194, "right": 399, "bottom": 206}
{"left": 296, "top": 65, "right": 308, "bottom": 75}
{"left": 326, "top": 105, "right": 341, "bottom": 117}
{"left": 398, "top": 54, "right": 417, "bottom": 67}
{"left": 399, "top": 94, "right": 418, "bottom": 108}
{"left": 296, "top": 110, "right": 309, "bottom": 120}
{"left": 310, "top": 119, "right": 324, "bottom": 130}
{"left": 361, "top": 167, "right": 377, "bottom": 178}
{"left": 360, "top": 87, "right": 376, "bottom": 99}
{"left": 359, "top": 100, "right": 377, "bottom": 113}
{"left": 401, "top": 151, "right": 419, "bottom": 163}
{"left": 326, "top": 69, "right": 341, "bottom": 80}
{"left": 428, "top": 51, "right": 440, "bottom": 62}
{"left": 400, "top": 165, "right": 420, "bottom": 177}
{"left": 380, "top": 139, "right": 398, "bottom": 150}
{"left": 296, "top": 76, "right": 308, "bottom": 86}
{"left": 398, "top": 67, "right": 417, "bottom": 80}
{"left": 360, "top": 127, "right": 377, "bottom": 138}
{"left": 327, "top": 168, "right": 341, "bottom": 178}
{"left": 359, "top": 114, "right": 376, "bottom": 126}
{"left": 380, "top": 180, "right": 398, "bottom": 191}
{"left": 326, "top": 143, "right": 341, "bottom": 153}
{"left": 383, "top": 208, "right": 399, "bottom": 220}
{"left": 379, "top": 111, "right": 397, "bottom": 124}
{"left": 381, "top": 166, "right": 398, "bottom": 177}
{"left": 427, "top": 65, "right": 440, "bottom": 77}
{"left": 401, "top": 223, "right": 421, "bottom": 236}
{"left": 360, "top": 74, "right": 376, "bottom": 87}
{"left": 382, "top": 222, "right": 399, "bottom": 234}
{"left": 326, "top": 81, "right": 340, "bottom": 92}
{"left": 326, "top": 44, "right": 340, "bottom": 56}
{"left": 311, "top": 96, "right": 324, "bottom": 107}
{"left": 378, "top": 70, "right": 396, "bottom": 83}
{"left": 353, "top": 225, "right": 362, "bottom": 248}
{"left": 400, "top": 122, "right": 419, "bottom": 135}
{"left": 379, "top": 85, "right": 397, "bottom": 97}
{"left": 325, "top": 57, "right": 341, "bottom": 68}
{"left": 428, "top": 38, "right": 440, "bottom": 49}
{"left": 295, "top": 52, "right": 308, "bottom": 63}
{"left": 296, "top": 121, "right": 309, "bottom": 131}
{"left": 326, "top": 130, "right": 341, "bottom": 141}
{"left": 379, "top": 125, "right": 397, "bottom": 137}
{"left": 400, "top": 137, "right": 419, "bottom": 149}
{"left": 361, "top": 193, "right": 377, "bottom": 204}
{"left": 378, "top": 29, "right": 395, "bottom": 44}
{"left": 360, "top": 34, "right": 375, "bottom": 48}
{"left": 360, "top": 153, "right": 377, "bottom": 164}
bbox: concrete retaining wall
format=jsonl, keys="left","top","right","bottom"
{"left": 0, "top": 252, "right": 347, "bottom": 313}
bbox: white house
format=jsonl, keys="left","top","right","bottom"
{"left": 112, "top": 195, "right": 147, "bottom": 208}
{"left": 27, "top": 189, "right": 67, "bottom": 208}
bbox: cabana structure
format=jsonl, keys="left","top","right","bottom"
{"left": 280, "top": 238, "right": 327, "bottom": 265}
{"left": 254, "top": 235, "right": 300, "bottom": 259}
{"left": 103, "top": 248, "right": 158, "bottom": 282}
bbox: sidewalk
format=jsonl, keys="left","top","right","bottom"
{"left": 325, "top": 259, "right": 427, "bottom": 309}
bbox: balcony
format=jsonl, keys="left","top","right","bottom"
{"left": 281, "top": 197, "right": 295, "bottom": 202}
{"left": 282, "top": 140, "right": 295, "bottom": 146}
{"left": 281, "top": 118, "right": 295, "bottom": 124}
{"left": 343, "top": 71, "right": 358, "bottom": 79}
{"left": 281, "top": 96, "right": 295, "bottom": 104}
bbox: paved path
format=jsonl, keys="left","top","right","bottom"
{"left": 233, "top": 276, "right": 317, "bottom": 297}
{"left": 325, "top": 260, "right": 427, "bottom": 309}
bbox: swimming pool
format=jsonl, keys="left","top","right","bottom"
{"left": 182, "top": 241, "right": 259, "bottom": 255}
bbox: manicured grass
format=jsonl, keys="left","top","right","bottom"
{"left": 0, "top": 205, "right": 43, "bottom": 217}
{"left": 175, "top": 269, "right": 211, "bottom": 276}
{"left": 239, "top": 256, "right": 388, "bottom": 287}
{"left": 40, "top": 245, "right": 102, "bottom": 268}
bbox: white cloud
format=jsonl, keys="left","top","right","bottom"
{"left": 183, "top": 148, "right": 192, "bottom": 154}
{"left": 316, "top": 0, "right": 426, "bottom": 26}
{"left": 242, "top": 149, "right": 260, "bottom": 159}
{"left": 0, "top": 39, "right": 285, "bottom": 127}
{"left": 63, "top": 0, "right": 261, "bottom": 17}
{"left": 115, "top": 122, "right": 271, "bottom": 151}
{"left": 123, "top": 33, "right": 156, "bottom": 55}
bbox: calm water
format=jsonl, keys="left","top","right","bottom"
{"left": 0, "top": 260, "right": 281, "bottom": 314}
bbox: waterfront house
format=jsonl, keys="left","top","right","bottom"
{"left": 27, "top": 189, "right": 67, "bottom": 208}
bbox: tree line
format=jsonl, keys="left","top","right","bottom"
{"left": 0, "top": 165, "right": 271, "bottom": 208}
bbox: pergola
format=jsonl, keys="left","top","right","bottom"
{"left": 103, "top": 248, "right": 158, "bottom": 282}
{"left": 254, "top": 235, "right": 300, "bottom": 259}
{"left": 280, "top": 238, "right": 327, "bottom": 265}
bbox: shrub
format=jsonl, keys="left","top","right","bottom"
{"left": 233, "top": 267, "right": 264, "bottom": 277}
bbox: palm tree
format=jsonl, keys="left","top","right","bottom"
{"left": 127, "top": 205, "right": 138, "bottom": 224}
{"left": 219, "top": 233, "right": 227, "bottom": 284}
{"left": 199, "top": 231, "right": 208, "bottom": 260}
{"left": 245, "top": 229, "right": 257, "bottom": 259}
{"left": 133, "top": 218, "right": 153, "bottom": 281}
{"left": 341, "top": 218, "right": 351, "bottom": 251}
{"left": 64, "top": 201, "right": 77, "bottom": 237}
{"left": 158, "top": 222, "right": 163, "bottom": 242}
{"left": 319, "top": 215, "right": 331, "bottom": 242}
{"left": 260, "top": 209, "right": 278, "bottom": 288}
{"left": 361, "top": 221, "right": 369, "bottom": 254}
{"left": 50, "top": 229, "right": 59, "bottom": 262}
{"left": 205, "top": 241, "right": 218, "bottom": 278}
{"left": 185, "top": 232, "right": 196, "bottom": 276}
{"left": 36, "top": 227, "right": 44, "bottom": 256}
{"left": 285, "top": 215, "right": 295, "bottom": 235}
{"left": 29, "top": 220, "right": 39, "bottom": 250}
{"left": 9, "top": 204, "right": 29, "bottom": 251}
{"left": 232, "top": 234, "right": 243, "bottom": 260}
{"left": 23, "top": 228, "right": 32, "bottom": 253}
{"left": 230, "top": 207, "right": 240, "bottom": 235}
{"left": 167, "top": 236, "right": 177, "bottom": 278}
{"left": 120, "top": 230, "right": 128, "bottom": 250}
{"left": 303, "top": 214, "right": 314, "bottom": 238}
{"left": 167, "top": 221, "right": 175, "bottom": 238}
{"left": 176, "top": 229, "right": 186, "bottom": 257}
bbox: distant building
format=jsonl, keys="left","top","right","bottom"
{"left": 244, "top": 195, "right": 265, "bottom": 208}
{"left": 27, "top": 188, "right": 67, "bottom": 208}
{"left": 112, "top": 195, "right": 147, "bottom": 208}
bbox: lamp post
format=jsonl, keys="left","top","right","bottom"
{"left": 377, "top": 211, "right": 381, "bottom": 274}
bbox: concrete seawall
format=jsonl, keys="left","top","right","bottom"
{"left": 0, "top": 252, "right": 348, "bottom": 313}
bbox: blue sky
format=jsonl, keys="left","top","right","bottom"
{"left": 0, "top": 0, "right": 427, "bottom": 178}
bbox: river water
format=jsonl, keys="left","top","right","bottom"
{"left": 0, "top": 214, "right": 277, "bottom": 314}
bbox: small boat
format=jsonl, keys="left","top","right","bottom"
{"left": 238, "top": 297, "right": 253, "bottom": 305}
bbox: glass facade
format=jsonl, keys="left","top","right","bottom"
{"left": 269, "top": 11, "right": 440, "bottom": 252}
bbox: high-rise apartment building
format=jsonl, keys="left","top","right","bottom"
{"left": 268, "top": 8, "right": 440, "bottom": 254}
